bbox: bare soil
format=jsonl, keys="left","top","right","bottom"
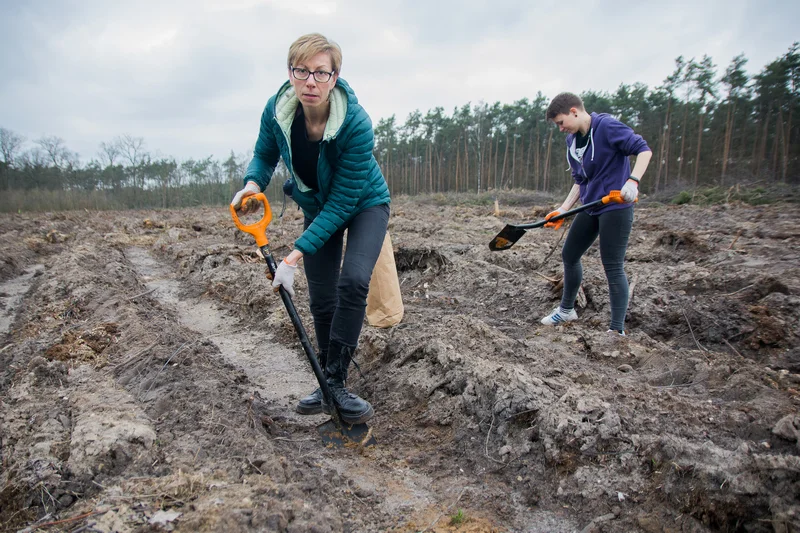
{"left": 1, "top": 193, "right": 799, "bottom": 533}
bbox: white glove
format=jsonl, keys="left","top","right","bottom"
{"left": 231, "top": 181, "right": 261, "bottom": 210}
{"left": 620, "top": 179, "right": 639, "bottom": 203}
{"left": 271, "top": 259, "right": 297, "bottom": 297}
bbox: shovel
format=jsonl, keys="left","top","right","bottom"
{"left": 489, "top": 190, "right": 627, "bottom": 251}
{"left": 230, "top": 193, "right": 376, "bottom": 448}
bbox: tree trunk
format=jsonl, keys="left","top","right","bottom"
{"left": 500, "top": 131, "right": 509, "bottom": 189}
{"left": 784, "top": 106, "right": 793, "bottom": 182}
{"left": 754, "top": 108, "right": 770, "bottom": 177}
{"left": 534, "top": 130, "right": 541, "bottom": 190}
{"left": 455, "top": 134, "right": 461, "bottom": 193}
{"left": 464, "top": 134, "right": 470, "bottom": 193}
{"left": 511, "top": 132, "right": 517, "bottom": 189}
{"left": 677, "top": 103, "right": 688, "bottom": 183}
{"left": 654, "top": 100, "right": 671, "bottom": 193}
{"left": 751, "top": 115, "right": 761, "bottom": 176}
{"left": 543, "top": 129, "right": 553, "bottom": 192}
{"left": 721, "top": 102, "right": 735, "bottom": 182}
{"left": 693, "top": 112, "right": 704, "bottom": 187}
{"left": 494, "top": 135, "right": 500, "bottom": 190}
{"left": 771, "top": 116, "right": 780, "bottom": 179}
{"left": 525, "top": 131, "right": 533, "bottom": 189}
{"left": 476, "top": 135, "right": 483, "bottom": 193}
{"left": 414, "top": 141, "right": 419, "bottom": 194}
{"left": 403, "top": 147, "right": 408, "bottom": 195}
{"left": 778, "top": 106, "right": 792, "bottom": 182}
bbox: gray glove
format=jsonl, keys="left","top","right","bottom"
{"left": 271, "top": 259, "right": 297, "bottom": 297}
{"left": 620, "top": 180, "right": 639, "bottom": 203}
{"left": 231, "top": 181, "right": 260, "bottom": 211}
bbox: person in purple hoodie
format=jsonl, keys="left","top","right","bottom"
{"left": 539, "top": 92, "right": 652, "bottom": 336}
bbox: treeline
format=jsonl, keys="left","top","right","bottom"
{"left": 375, "top": 43, "right": 799, "bottom": 195}
{"left": 0, "top": 133, "right": 287, "bottom": 212}
{"left": 1, "top": 44, "right": 797, "bottom": 212}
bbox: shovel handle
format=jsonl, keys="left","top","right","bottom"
{"left": 517, "top": 190, "right": 627, "bottom": 229}
{"left": 229, "top": 193, "right": 273, "bottom": 247}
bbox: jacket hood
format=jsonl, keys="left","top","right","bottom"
{"left": 273, "top": 78, "right": 358, "bottom": 142}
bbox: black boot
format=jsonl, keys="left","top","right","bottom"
{"left": 296, "top": 349, "right": 327, "bottom": 415}
{"left": 321, "top": 340, "right": 374, "bottom": 424}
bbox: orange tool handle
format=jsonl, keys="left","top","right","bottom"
{"left": 229, "top": 193, "right": 273, "bottom": 247}
{"left": 602, "top": 190, "right": 637, "bottom": 204}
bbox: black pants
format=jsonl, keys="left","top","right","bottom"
{"left": 560, "top": 206, "right": 634, "bottom": 332}
{"left": 303, "top": 204, "right": 390, "bottom": 351}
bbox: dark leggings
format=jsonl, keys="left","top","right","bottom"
{"left": 303, "top": 204, "right": 390, "bottom": 351}
{"left": 560, "top": 207, "right": 634, "bottom": 332}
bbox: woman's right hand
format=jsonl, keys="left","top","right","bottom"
{"left": 544, "top": 210, "right": 565, "bottom": 230}
{"left": 231, "top": 181, "right": 261, "bottom": 213}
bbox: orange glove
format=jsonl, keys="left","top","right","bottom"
{"left": 544, "top": 210, "right": 565, "bottom": 230}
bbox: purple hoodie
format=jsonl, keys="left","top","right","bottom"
{"left": 565, "top": 112, "right": 650, "bottom": 215}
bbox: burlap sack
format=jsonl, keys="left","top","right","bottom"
{"left": 366, "top": 232, "right": 404, "bottom": 328}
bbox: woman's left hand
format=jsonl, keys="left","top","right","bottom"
{"left": 271, "top": 259, "right": 298, "bottom": 297}
{"left": 621, "top": 179, "right": 639, "bottom": 203}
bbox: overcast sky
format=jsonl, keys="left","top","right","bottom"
{"left": 1, "top": 0, "right": 798, "bottom": 163}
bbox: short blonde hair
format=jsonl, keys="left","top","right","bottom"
{"left": 287, "top": 33, "right": 342, "bottom": 73}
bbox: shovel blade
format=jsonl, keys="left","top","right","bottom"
{"left": 317, "top": 419, "right": 377, "bottom": 448}
{"left": 489, "top": 224, "right": 527, "bottom": 251}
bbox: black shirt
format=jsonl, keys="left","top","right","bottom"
{"left": 575, "top": 129, "right": 590, "bottom": 150}
{"left": 290, "top": 108, "right": 320, "bottom": 192}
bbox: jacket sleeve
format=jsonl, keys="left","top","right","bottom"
{"left": 294, "top": 112, "right": 374, "bottom": 255}
{"left": 605, "top": 118, "right": 650, "bottom": 156}
{"left": 242, "top": 103, "right": 281, "bottom": 190}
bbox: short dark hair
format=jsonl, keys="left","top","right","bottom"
{"left": 546, "top": 92, "right": 585, "bottom": 121}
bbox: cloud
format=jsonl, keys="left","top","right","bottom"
{"left": 1, "top": 0, "right": 798, "bottom": 162}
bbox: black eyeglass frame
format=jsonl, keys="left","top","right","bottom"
{"left": 290, "top": 67, "right": 335, "bottom": 83}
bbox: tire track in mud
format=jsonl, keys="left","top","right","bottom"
{"left": 0, "top": 264, "right": 44, "bottom": 337}
{"left": 126, "top": 246, "right": 314, "bottom": 424}
{"left": 124, "top": 246, "right": 456, "bottom": 528}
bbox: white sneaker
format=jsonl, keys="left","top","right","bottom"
{"left": 607, "top": 329, "right": 626, "bottom": 337}
{"left": 540, "top": 306, "right": 578, "bottom": 326}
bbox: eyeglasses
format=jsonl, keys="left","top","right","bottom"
{"left": 291, "top": 67, "right": 334, "bottom": 83}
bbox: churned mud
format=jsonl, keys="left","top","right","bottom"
{"left": 1, "top": 193, "right": 798, "bottom": 533}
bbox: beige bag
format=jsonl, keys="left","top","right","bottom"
{"left": 366, "top": 232, "right": 404, "bottom": 328}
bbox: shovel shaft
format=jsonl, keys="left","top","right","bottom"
{"left": 230, "top": 194, "right": 371, "bottom": 446}
{"left": 514, "top": 197, "right": 605, "bottom": 229}
{"left": 260, "top": 245, "right": 336, "bottom": 415}
{"left": 489, "top": 190, "right": 627, "bottom": 251}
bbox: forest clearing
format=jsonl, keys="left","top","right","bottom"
{"left": 1, "top": 190, "right": 799, "bottom": 532}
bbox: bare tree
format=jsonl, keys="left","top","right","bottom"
{"left": 36, "top": 135, "right": 76, "bottom": 170}
{"left": 118, "top": 135, "right": 148, "bottom": 202}
{"left": 98, "top": 139, "right": 121, "bottom": 167}
{"left": 1, "top": 128, "right": 26, "bottom": 190}
{"left": 1, "top": 128, "right": 25, "bottom": 166}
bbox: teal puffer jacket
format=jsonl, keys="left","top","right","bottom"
{"left": 243, "top": 78, "right": 390, "bottom": 256}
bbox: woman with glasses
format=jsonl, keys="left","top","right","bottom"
{"left": 231, "top": 33, "right": 390, "bottom": 424}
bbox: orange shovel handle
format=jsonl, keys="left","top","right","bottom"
{"left": 602, "top": 190, "right": 637, "bottom": 204}
{"left": 229, "top": 193, "right": 273, "bottom": 247}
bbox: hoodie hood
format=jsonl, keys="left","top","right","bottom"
{"left": 566, "top": 113, "right": 617, "bottom": 169}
